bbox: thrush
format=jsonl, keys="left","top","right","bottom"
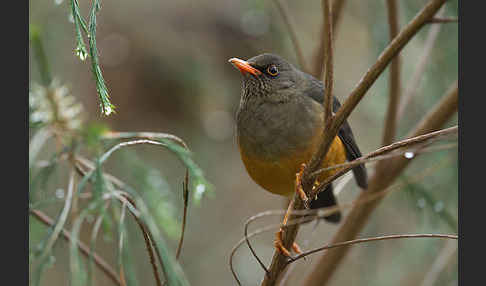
{"left": 230, "top": 53, "right": 367, "bottom": 224}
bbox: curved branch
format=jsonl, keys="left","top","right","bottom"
{"left": 312, "top": 0, "right": 347, "bottom": 78}
{"left": 381, "top": 0, "right": 401, "bottom": 147}
{"left": 309, "top": 126, "right": 457, "bottom": 197}
{"left": 322, "top": 0, "right": 334, "bottom": 123}
{"left": 289, "top": 234, "right": 457, "bottom": 263}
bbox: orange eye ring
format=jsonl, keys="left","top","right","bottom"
{"left": 267, "top": 65, "right": 279, "bottom": 76}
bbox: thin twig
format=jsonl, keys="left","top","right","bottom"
{"left": 29, "top": 208, "right": 122, "bottom": 286}
{"left": 322, "top": 0, "right": 334, "bottom": 123}
{"left": 312, "top": 0, "right": 346, "bottom": 78}
{"left": 381, "top": 0, "right": 401, "bottom": 147}
{"left": 102, "top": 131, "right": 189, "bottom": 150}
{"left": 176, "top": 170, "right": 189, "bottom": 260}
{"left": 272, "top": 0, "right": 308, "bottom": 72}
{"left": 309, "top": 126, "right": 457, "bottom": 197}
{"left": 289, "top": 234, "right": 457, "bottom": 263}
{"left": 307, "top": 0, "right": 447, "bottom": 183}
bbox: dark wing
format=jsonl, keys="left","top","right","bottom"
{"left": 302, "top": 72, "right": 368, "bottom": 189}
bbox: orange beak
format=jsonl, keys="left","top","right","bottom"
{"left": 228, "top": 58, "right": 262, "bottom": 76}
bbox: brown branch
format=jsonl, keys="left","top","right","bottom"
{"left": 232, "top": 152, "right": 453, "bottom": 285}
{"left": 289, "top": 234, "right": 457, "bottom": 263}
{"left": 427, "top": 17, "right": 458, "bottom": 23}
{"left": 312, "top": 0, "right": 346, "bottom": 78}
{"left": 381, "top": 0, "right": 401, "bottom": 147}
{"left": 302, "top": 80, "right": 457, "bottom": 286}
{"left": 261, "top": 1, "right": 447, "bottom": 285}
{"left": 322, "top": 0, "right": 334, "bottom": 123}
{"left": 304, "top": 0, "right": 447, "bottom": 188}
{"left": 310, "top": 126, "right": 457, "bottom": 197}
{"left": 272, "top": 0, "right": 309, "bottom": 73}
{"left": 29, "top": 208, "right": 122, "bottom": 286}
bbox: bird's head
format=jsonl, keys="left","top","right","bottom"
{"left": 229, "top": 53, "right": 302, "bottom": 101}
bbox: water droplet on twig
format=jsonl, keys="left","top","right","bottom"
{"left": 404, "top": 152, "right": 415, "bottom": 159}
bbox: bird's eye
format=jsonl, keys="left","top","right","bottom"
{"left": 267, "top": 65, "right": 279, "bottom": 76}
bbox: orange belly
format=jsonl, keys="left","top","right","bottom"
{"left": 239, "top": 136, "right": 347, "bottom": 196}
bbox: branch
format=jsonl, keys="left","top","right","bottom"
{"left": 427, "top": 17, "right": 458, "bottom": 23}
{"left": 322, "top": 0, "right": 334, "bottom": 123}
{"left": 260, "top": 1, "right": 447, "bottom": 284}
{"left": 381, "top": 0, "right": 401, "bottom": 147}
{"left": 102, "top": 131, "right": 189, "bottom": 150}
{"left": 30, "top": 209, "right": 122, "bottom": 286}
{"left": 304, "top": 0, "right": 446, "bottom": 187}
{"left": 302, "top": 80, "right": 457, "bottom": 286}
{"left": 272, "top": 0, "right": 309, "bottom": 73}
{"left": 310, "top": 126, "right": 457, "bottom": 197}
{"left": 232, "top": 152, "right": 454, "bottom": 285}
{"left": 312, "top": 0, "right": 346, "bottom": 78}
{"left": 289, "top": 234, "right": 457, "bottom": 263}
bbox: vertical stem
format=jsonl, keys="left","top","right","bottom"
{"left": 312, "top": 0, "right": 347, "bottom": 79}
{"left": 322, "top": 0, "right": 334, "bottom": 124}
{"left": 381, "top": 0, "right": 401, "bottom": 147}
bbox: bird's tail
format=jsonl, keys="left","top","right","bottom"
{"left": 309, "top": 184, "right": 341, "bottom": 223}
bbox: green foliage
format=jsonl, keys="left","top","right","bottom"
{"left": 29, "top": 26, "right": 211, "bottom": 285}
{"left": 69, "top": 0, "right": 114, "bottom": 116}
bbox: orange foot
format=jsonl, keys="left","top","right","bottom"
{"left": 274, "top": 228, "right": 302, "bottom": 259}
{"left": 295, "top": 163, "right": 308, "bottom": 203}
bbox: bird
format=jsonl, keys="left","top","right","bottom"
{"left": 229, "top": 53, "right": 367, "bottom": 256}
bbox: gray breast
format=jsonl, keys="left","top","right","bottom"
{"left": 236, "top": 97, "right": 322, "bottom": 160}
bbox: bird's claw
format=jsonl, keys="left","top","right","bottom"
{"left": 274, "top": 228, "right": 302, "bottom": 259}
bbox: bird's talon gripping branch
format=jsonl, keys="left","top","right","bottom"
{"left": 296, "top": 163, "right": 308, "bottom": 203}
{"left": 274, "top": 227, "right": 304, "bottom": 259}
{"left": 274, "top": 228, "right": 292, "bottom": 257}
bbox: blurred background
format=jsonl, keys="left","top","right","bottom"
{"left": 29, "top": 0, "right": 458, "bottom": 285}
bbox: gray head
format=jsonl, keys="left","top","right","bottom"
{"left": 229, "top": 53, "right": 304, "bottom": 102}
